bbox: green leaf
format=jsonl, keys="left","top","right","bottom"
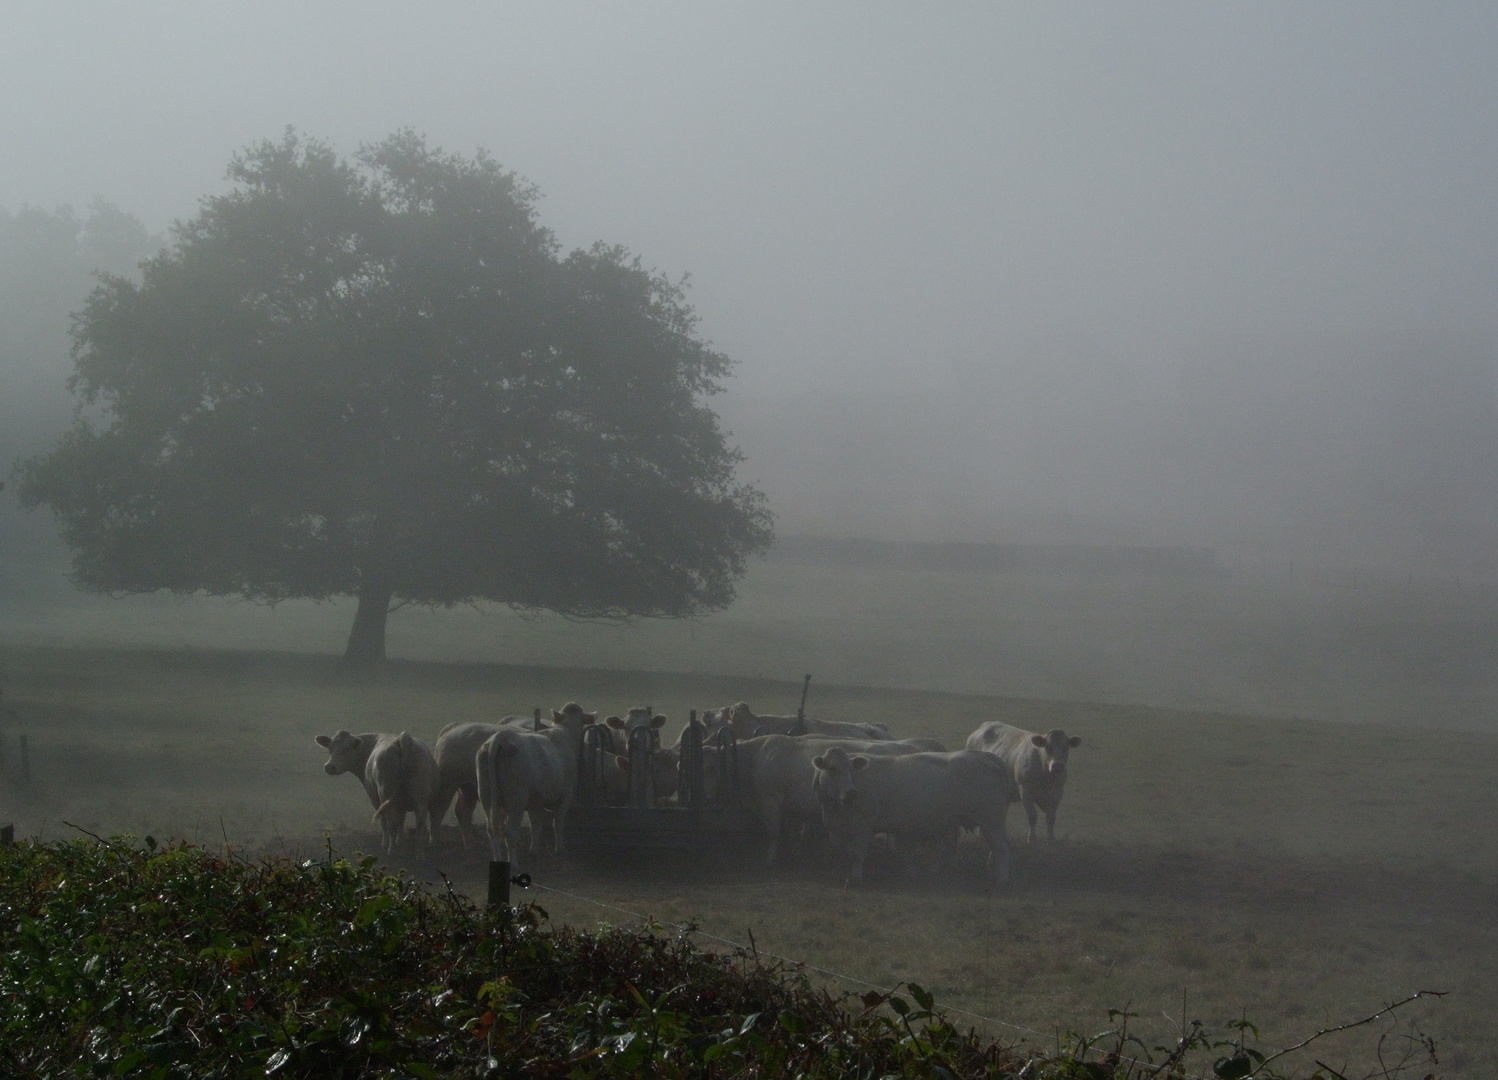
{"left": 353, "top": 894, "right": 395, "bottom": 928}
{"left": 1214, "top": 1053, "right": 1254, "bottom": 1079}
{"left": 908, "top": 982, "right": 935, "bottom": 1012}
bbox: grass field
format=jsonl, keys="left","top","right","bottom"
{"left": 0, "top": 643, "right": 1492, "bottom": 1076}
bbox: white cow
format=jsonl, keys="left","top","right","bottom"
{"left": 714, "top": 702, "right": 893, "bottom": 741}
{"left": 315, "top": 730, "right": 437, "bottom": 855}
{"left": 432, "top": 714, "right": 551, "bottom": 835}
{"left": 701, "top": 734, "right": 943, "bottom": 864}
{"left": 965, "top": 721, "right": 1082, "bottom": 843}
{"left": 600, "top": 708, "right": 679, "bottom": 804}
{"left": 474, "top": 702, "right": 596, "bottom": 869}
{"left": 812, "top": 746, "right": 1015, "bottom": 887}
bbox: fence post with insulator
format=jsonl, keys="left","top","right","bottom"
{"left": 487, "top": 859, "right": 510, "bottom": 908}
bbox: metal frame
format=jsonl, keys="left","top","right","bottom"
{"left": 565, "top": 709, "right": 761, "bottom": 854}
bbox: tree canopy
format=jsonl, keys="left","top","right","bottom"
{"left": 18, "top": 131, "right": 773, "bottom": 662}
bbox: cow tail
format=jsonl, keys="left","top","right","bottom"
{"left": 372, "top": 798, "right": 394, "bottom": 823}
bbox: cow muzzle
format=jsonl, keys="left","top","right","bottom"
{"left": 324, "top": 762, "right": 339, "bottom": 775}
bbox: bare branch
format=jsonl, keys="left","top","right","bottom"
{"left": 1249, "top": 991, "right": 1447, "bottom": 1077}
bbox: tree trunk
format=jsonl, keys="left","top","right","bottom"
{"left": 343, "top": 581, "right": 395, "bottom": 665}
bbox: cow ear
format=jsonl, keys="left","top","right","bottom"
{"left": 1031, "top": 734, "right": 1048, "bottom": 747}
{"left": 652, "top": 714, "right": 666, "bottom": 728}
{"left": 315, "top": 735, "right": 332, "bottom": 748}
{"left": 585, "top": 712, "right": 597, "bottom": 723}
{"left": 1069, "top": 735, "right": 1082, "bottom": 748}
{"left": 615, "top": 755, "right": 630, "bottom": 771}
{"left": 851, "top": 756, "right": 869, "bottom": 770}
{"left": 552, "top": 710, "right": 563, "bottom": 722}
{"left": 812, "top": 755, "right": 828, "bottom": 770}
{"left": 606, "top": 715, "right": 625, "bottom": 729}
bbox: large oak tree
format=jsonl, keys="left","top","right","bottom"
{"left": 19, "top": 131, "right": 773, "bottom": 662}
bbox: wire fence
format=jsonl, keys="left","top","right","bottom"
{"left": 516, "top": 874, "right": 1109, "bottom": 1054}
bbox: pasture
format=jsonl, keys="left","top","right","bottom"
{"left": 7, "top": 553, "right": 1498, "bottom": 731}
{"left": 1, "top": 643, "right": 1493, "bottom": 1076}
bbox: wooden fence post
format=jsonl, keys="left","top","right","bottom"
{"left": 1, "top": 823, "right": 13, "bottom": 846}
{"left": 488, "top": 860, "right": 511, "bottom": 908}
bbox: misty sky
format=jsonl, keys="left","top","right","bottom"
{"left": 5, "top": 3, "right": 1498, "bottom": 571}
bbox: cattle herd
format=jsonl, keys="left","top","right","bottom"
{"left": 315, "top": 702, "right": 1082, "bottom": 890}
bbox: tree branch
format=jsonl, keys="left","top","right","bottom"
{"left": 1248, "top": 991, "right": 1447, "bottom": 1077}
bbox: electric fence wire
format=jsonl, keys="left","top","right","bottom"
{"left": 518, "top": 876, "right": 1153, "bottom": 1067}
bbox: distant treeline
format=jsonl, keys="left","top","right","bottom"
{"left": 766, "top": 536, "right": 1222, "bottom": 576}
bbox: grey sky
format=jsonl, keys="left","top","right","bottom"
{"left": 4, "top": 3, "right": 1497, "bottom": 570}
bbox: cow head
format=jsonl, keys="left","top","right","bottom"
{"left": 1030, "top": 729, "right": 1082, "bottom": 776}
{"left": 315, "top": 730, "right": 364, "bottom": 776}
{"left": 606, "top": 748, "right": 680, "bottom": 805}
{"left": 608, "top": 708, "right": 667, "bottom": 734}
{"left": 550, "top": 702, "right": 598, "bottom": 737}
{"left": 811, "top": 746, "right": 869, "bottom": 810}
{"left": 728, "top": 701, "right": 761, "bottom": 737}
{"left": 700, "top": 706, "right": 731, "bottom": 733}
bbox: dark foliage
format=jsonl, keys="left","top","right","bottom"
{"left": 0, "top": 837, "right": 1015, "bottom": 1078}
{"left": 0, "top": 838, "right": 1441, "bottom": 1079}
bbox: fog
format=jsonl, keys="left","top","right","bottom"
{"left": 4, "top": 3, "right": 1498, "bottom": 575}
{"left": 8, "top": 13, "right": 1498, "bottom": 1068}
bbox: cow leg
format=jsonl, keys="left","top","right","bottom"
{"left": 525, "top": 810, "right": 547, "bottom": 863}
{"left": 430, "top": 779, "right": 460, "bottom": 832}
{"left": 979, "top": 816, "right": 1011, "bottom": 887}
{"left": 529, "top": 808, "right": 554, "bottom": 861}
{"left": 485, "top": 799, "right": 508, "bottom": 863}
{"left": 455, "top": 784, "right": 478, "bottom": 829}
{"left": 760, "top": 802, "right": 783, "bottom": 866}
{"left": 453, "top": 788, "right": 477, "bottom": 849}
{"left": 504, "top": 805, "right": 527, "bottom": 871}
{"left": 552, "top": 793, "right": 572, "bottom": 856}
{"left": 932, "top": 824, "right": 960, "bottom": 876}
{"left": 801, "top": 817, "right": 828, "bottom": 860}
{"left": 1022, "top": 795, "right": 1039, "bottom": 844}
{"left": 491, "top": 784, "right": 521, "bottom": 862}
{"left": 847, "top": 827, "right": 874, "bottom": 885}
{"left": 1043, "top": 805, "right": 1058, "bottom": 842}
{"left": 893, "top": 836, "right": 925, "bottom": 880}
{"left": 417, "top": 803, "right": 433, "bottom": 851}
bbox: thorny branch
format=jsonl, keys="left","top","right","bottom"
{"left": 1247, "top": 990, "right": 1447, "bottom": 1077}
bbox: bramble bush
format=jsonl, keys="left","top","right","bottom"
{"left": 0, "top": 837, "right": 1439, "bottom": 1078}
